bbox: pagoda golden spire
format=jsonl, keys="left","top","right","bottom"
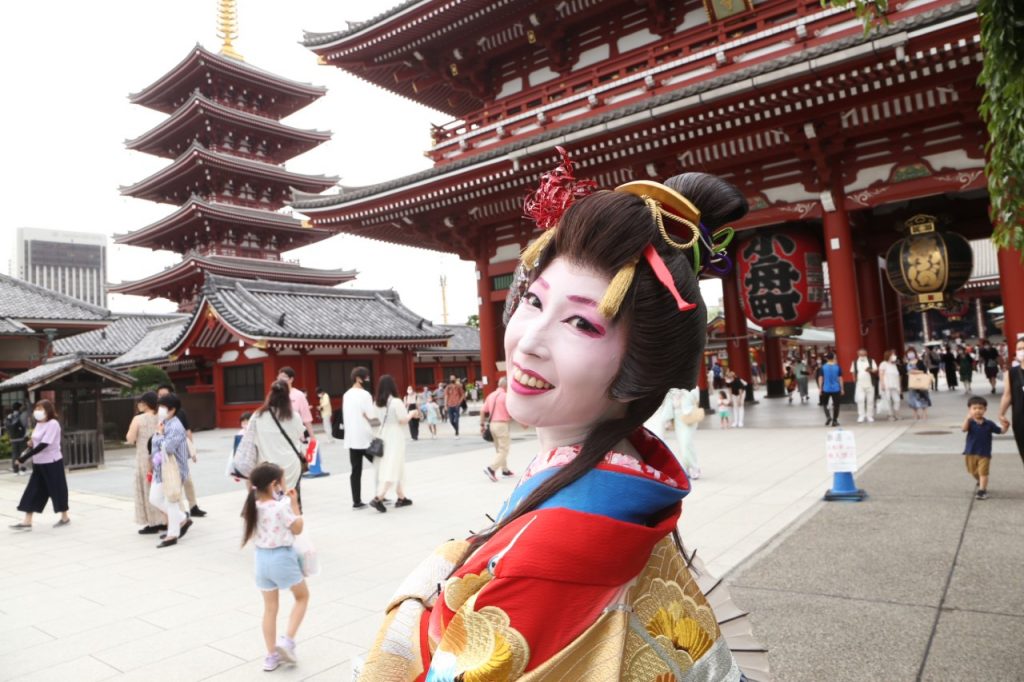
{"left": 217, "top": 0, "right": 243, "bottom": 61}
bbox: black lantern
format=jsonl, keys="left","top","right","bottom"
{"left": 885, "top": 214, "right": 972, "bottom": 312}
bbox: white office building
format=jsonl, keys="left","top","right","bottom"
{"left": 15, "top": 228, "right": 108, "bottom": 307}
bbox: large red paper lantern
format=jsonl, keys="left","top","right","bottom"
{"left": 737, "top": 227, "right": 824, "bottom": 337}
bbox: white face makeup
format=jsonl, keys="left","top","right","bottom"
{"left": 504, "top": 258, "right": 627, "bottom": 443}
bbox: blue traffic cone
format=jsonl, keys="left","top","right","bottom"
{"left": 824, "top": 471, "right": 865, "bottom": 501}
{"left": 303, "top": 438, "right": 330, "bottom": 478}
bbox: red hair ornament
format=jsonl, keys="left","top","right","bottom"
{"left": 518, "top": 148, "right": 699, "bottom": 318}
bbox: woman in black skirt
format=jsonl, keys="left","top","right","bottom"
{"left": 9, "top": 399, "right": 70, "bottom": 531}
{"left": 998, "top": 337, "right": 1024, "bottom": 469}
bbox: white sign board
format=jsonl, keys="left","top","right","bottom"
{"left": 826, "top": 430, "right": 858, "bottom": 473}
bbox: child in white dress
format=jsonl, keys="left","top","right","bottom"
{"left": 241, "top": 462, "right": 308, "bottom": 672}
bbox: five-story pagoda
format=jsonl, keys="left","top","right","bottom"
{"left": 112, "top": 0, "right": 352, "bottom": 311}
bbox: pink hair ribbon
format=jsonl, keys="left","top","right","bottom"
{"left": 643, "top": 244, "right": 697, "bottom": 312}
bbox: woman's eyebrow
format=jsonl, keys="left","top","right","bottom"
{"left": 535, "top": 277, "right": 550, "bottom": 289}
{"left": 567, "top": 295, "right": 597, "bottom": 308}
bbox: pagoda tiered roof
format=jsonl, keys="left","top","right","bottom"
{"left": 114, "top": 196, "right": 334, "bottom": 252}
{"left": 109, "top": 254, "right": 355, "bottom": 300}
{"left": 130, "top": 44, "right": 326, "bottom": 119}
{"left": 125, "top": 93, "right": 331, "bottom": 161}
{"left": 120, "top": 142, "right": 338, "bottom": 207}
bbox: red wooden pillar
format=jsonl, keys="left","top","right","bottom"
{"left": 824, "top": 207, "right": 862, "bottom": 397}
{"left": 856, "top": 256, "right": 886, "bottom": 362}
{"left": 722, "top": 265, "right": 752, "bottom": 384}
{"left": 881, "top": 274, "right": 906, "bottom": 353}
{"left": 763, "top": 335, "right": 785, "bottom": 398}
{"left": 476, "top": 258, "right": 500, "bottom": 396}
{"left": 997, "top": 245, "right": 1024, "bottom": 344}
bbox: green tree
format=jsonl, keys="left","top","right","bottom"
{"left": 127, "top": 365, "right": 173, "bottom": 395}
{"left": 0, "top": 433, "right": 11, "bottom": 461}
{"left": 827, "top": 0, "right": 1023, "bottom": 256}
{"left": 466, "top": 314, "right": 480, "bottom": 329}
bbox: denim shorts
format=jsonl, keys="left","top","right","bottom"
{"left": 254, "top": 546, "right": 303, "bottom": 591}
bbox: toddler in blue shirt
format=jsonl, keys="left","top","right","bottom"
{"left": 962, "top": 396, "right": 1001, "bottom": 500}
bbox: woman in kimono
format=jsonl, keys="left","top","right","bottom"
{"left": 358, "top": 149, "right": 768, "bottom": 681}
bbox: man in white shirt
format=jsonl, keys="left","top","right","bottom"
{"left": 342, "top": 366, "right": 377, "bottom": 509}
{"left": 850, "top": 349, "right": 878, "bottom": 423}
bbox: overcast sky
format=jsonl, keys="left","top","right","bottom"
{"left": 0, "top": 0, "right": 721, "bottom": 323}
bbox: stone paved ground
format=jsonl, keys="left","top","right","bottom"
{"left": 0, "top": 384, "right": 1018, "bottom": 680}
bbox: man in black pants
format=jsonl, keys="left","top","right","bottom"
{"left": 342, "top": 367, "right": 377, "bottom": 509}
{"left": 5, "top": 402, "right": 29, "bottom": 475}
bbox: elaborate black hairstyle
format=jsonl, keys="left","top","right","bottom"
{"left": 455, "top": 164, "right": 746, "bottom": 570}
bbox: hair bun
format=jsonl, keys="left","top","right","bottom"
{"left": 664, "top": 173, "right": 747, "bottom": 230}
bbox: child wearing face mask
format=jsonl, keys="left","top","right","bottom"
{"left": 242, "top": 462, "right": 309, "bottom": 672}
{"left": 9, "top": 400, "right": 70, "bottom": 531}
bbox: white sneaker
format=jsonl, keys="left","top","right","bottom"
{"left": 867, "top": 417, "right": 875, "bottom": 423}
{"left": 857, "top": 417, "right": 865, "bottom": 423}
{"left": 275, "top": 636, "right": 297, "bottom": 664}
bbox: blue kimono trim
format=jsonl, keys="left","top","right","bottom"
{"left": 497, "top": 465, "right": 688, "bottom": 525}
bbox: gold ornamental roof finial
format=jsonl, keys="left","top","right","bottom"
{"left": 217, "top": 0, "right": 243, "bottom": 61}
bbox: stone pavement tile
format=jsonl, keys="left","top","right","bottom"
{"left": 730, "top": 495, "right": 969, "bottom": 608}
{"left": 855, "top": 450, "right": 988, "bottom": 498}
{"left": 8, "top": 655, "right": 121, "bottom": 682}
{"left": 302, "top": 662, "right": 353, "bottom": 682}
{"left": 322, "top": 611, "right": 386, "bottom": 649}
{"left": 92, "top": 610, "right": 255, "bottom": 673}
{"left": 729, "top": 586, "right": 935, "bottom": 682}
{"left": 112, "top": 645, "right": 246, "bottom": 682}
{"left": 0, "top": 626, "right": 54, "bottom": 657}
{"left": 944, "top": 495, "right": 1024, "bottom": 617}
{"left": 208, "top": 632, "right": 359, "bottom": 677}
{"left": 2, "top": 617, "right": 164, "bottom": 679}
{"left": 137, "top": 588, "right": 253, "bottom": 631}
{"left": 920, "top": 609, "right": 1024, "bottom": 680}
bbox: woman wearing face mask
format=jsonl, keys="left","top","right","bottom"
{"left": 356, "top": 151, "right": 766, "bottom": 680}
{"left": 9, "top": 400, "right": 70, "bottom": 531}
{"left": 906, "top": 347, "right": 932, "bottom": 421}
{"left": 998, "top": 338, "right": 1024, "bottom": 468}
{"left": 878, "top": 349, "right": 902, "bottom": 420}
{"left": 903, "top": 347, "right": 918, "bottom": 393}
{"left": 149, "top": 393, "right": 193, "bottom": 548}
{"left": 238, "top": 380, "right": 306, "bottom": 510}
{"left": 126, "top": 391, "right": 165, "bottom": 535}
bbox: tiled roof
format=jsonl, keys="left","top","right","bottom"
{"left": 0, "top": 354, "right": 135, "bottom": 391}
{"left": 292, "top": 1, "right": 971, "bottom": 211}
{"left": 53, "top": 314, "right": 186, "bottom": 358}
{"left": 171, "top": 275, "right": 452, "bottom": 347}
{"left": 130, "top": 44, "right": 327, "bottom": 104}
{"left": 108, "top": 254, "right": 356, "bottom": 295}
{"left": 109, "top": 319, "right": 190, "bottom": 368}
{"left": 301, "top": 0, "right": 421, "bottom": 46}
{"left": 0, "top": 273, "right": 111, "bottom": 323}
{"left": 0, "top": 318, "right": 35, "bottom": 335}
{"left": 420, "top": 324, "right": 480, "bottom": 355}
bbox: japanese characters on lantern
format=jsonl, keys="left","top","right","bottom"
{"left": 737, "top": 227, "right": 824, "bottom": 337}
{"left": 884, "top": 214, "right": 973, "bottom": 312}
